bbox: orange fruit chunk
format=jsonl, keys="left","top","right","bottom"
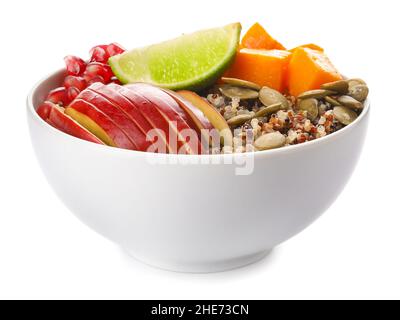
{"left": 223, "top": 48, "right": 292, "bottom": 92}
{"left": 288, "top": 47, "right": 342, "bottom": 97}
{"left": 241, "top": 22, "right": 286, "bottom": 50}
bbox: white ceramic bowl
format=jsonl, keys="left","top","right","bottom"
{"left": 27, "top": 69, "right": 370, "bottom": 272}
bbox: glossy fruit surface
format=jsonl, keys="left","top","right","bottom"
{"left": 39, "top": 43, "right": 123, "bottom": 116}
{"left": 90, "top": 46, "right": 109, "bottom": 63}
{"left": 63, "top": 76, "right": 87, "bottom": 91}
{"left": 84, "top": 62, "right": 114, "bottom": 83}
{"left": 64, "top": 55, "right": 86, "bottom": 76}
{"left": 66, "top": 87, "right": 80, "bottom": 102}
{"left": 46, "top": 87, "right": 68, "bottom": 106}
{"left": 37, "top": 101, "right": 54, "bottom": 120}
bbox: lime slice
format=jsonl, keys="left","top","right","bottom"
{"left": 109, "top": 23, "right": 241, "bottom": 91}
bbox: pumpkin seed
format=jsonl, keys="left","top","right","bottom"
{"left": 255, "top": 103, "right": 285, "bottom": 118}
{"left": 237, "top": 109, "right": 252, "bottom": 115}
{"left": 337, "top": 95, "right": 363, "bottom": 110}
{"left": 227, "top": 114, "right": 253, "bottom": 126}
{"left": 349, "top": 84, "right": 369, "bottom": 102}
{"left": 347, "top": 78, "right": 366, "bottom": 88}
{"left": 254, "top": 132, "right": 286, "bottom": 150}
{"left": 324, "top": 96, "right": 341, "bottom": 107}
{"left": 221, "top": 77, "right": 261, "bottom": 90}
{"left": 219, "top": 85, "right": 259, "bottom": 100}
{"left": 259, "top": 86, "right": 289, "bottom": 109}
{"left": 333, "top": 106, "right": 358, "bottom": 125}
{"left": 297, "top": 89, "right": 336, "bottom": 100}
{"left": 321, "top": 80, "right": 349, "bottom": 94}
{"left": 297, "top": 98, "right": 319, "bottom": 121}
{"left": 319, "top": 104, "right": 328, "bottom": 116}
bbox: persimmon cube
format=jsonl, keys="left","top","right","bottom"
{"left": 241, "top": 22, "right": 286, "bottom": 50}
{"left": 288, "top": 47, "right": 342, "bottom": 97}
{"left": 223, "top": 48, "right": 292, "bottom": 92}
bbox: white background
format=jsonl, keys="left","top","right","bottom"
{"left": 1, "top": 0, "right": 399, "bottom": 300}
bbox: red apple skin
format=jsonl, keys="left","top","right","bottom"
{"left": 158, "top": 87, "right": 214, "bottom": 133}
{"left": 68, "top": 99, "right": 137, "bottom": 150}
{"left": 37, "top": 101, "right": 53, "bottom": 120}
{"left": 114, "top": 84, "right": 198, "bottom": 154}
{"left": 76, "top": 89, "right": 150, "bottom": 151}
{"left": 115, "top": 84, "right": 200, "bottom": 154}
{"left": 47, "top": 104, "right": 104, "bottom": 144}
{"left": 123, "top": 83, "right": 204, "bottom": 154}
{"left": 109, "top": 85, "right": 179, "bottom": 153}
{"left": 88, "top": 83, "right": 154, "bottom": 137}
{"left": 125, "top": 83, "right": 198, "bottom": 132}
{"left": 123, "top": 83, "right": 199, "bottom": 133}
{"left": 159, "top": 88, "right": 215, "bottom": 151}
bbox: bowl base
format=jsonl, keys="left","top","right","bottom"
{"left": 123, "top": 249, "right": 272, "bottom": 273}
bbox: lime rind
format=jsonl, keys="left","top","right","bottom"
{"left": 109, "top": 23, "right": 241, "bottom": 91}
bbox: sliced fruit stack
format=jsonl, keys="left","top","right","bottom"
{"left": 38, "top": 101, "right": 104, "bottom": 145}
{"left": 38, "top": 83, "right": 230, "bottom": 154}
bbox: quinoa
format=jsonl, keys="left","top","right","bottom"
{"left": 203, "top": 88, "right": 350, "bottom": 152}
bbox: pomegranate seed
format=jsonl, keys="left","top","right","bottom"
{"left": 90, "top": 46, "right": 109, "bottom": 63}
{"left": 47, "top": 87, "right": 68, "bottom": 106}
{"left": 86, "top": 75, "right": 105, "bottom": 86}
{"left": 106, "top": 43, "right": 125, "bottom": 56}
{"left": 63, "top": 76, "right": 87, "bottom": 91}
{"left": 37, "top": 101, "right": 54, "bottom": 120}
{"left": 90, "top": 44, "right": 108, "bottom": 54}
{"left": 84, "top": 62, "right": 114, "bottom": 82}
{"left": 64, "top": 55, "right": 86, "bottom": 76}
{"left": 66, "top": 87, "right": 80, "bottom": 103}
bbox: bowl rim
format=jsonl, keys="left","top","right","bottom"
{"left": 27, "top": 68, "right": 370, "bottom": 159}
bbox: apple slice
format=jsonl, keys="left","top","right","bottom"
{"left": 160, "top": 88, "right": 216, "bottom": 150}
{"left": 177, "top": 90, "right": 233, "bottom": 148}
{"left": 45, "top": 103, "right": 104, "bottom": 144}
{"left": 88, "top": 83, "right": 154, "bottom": 137}
{"left": 87, "top": 83, "right": 157, "bottom": 152}
{"left": 111, "top": 85, "right": 193, "bottom": 154}
{"left": 65, "top": 99, "right": 136, "bottom": 150}
{"left": 160, "top": 88, "right": 214, "bottom": 132}
{"left": 115, "top": 85, "right": 186, "bottom": 154}
{"left": 37, "top": 101, "right": 53, "bottom": 120}
{"left": 64, "top": 107, "right": 115, "bottom": 146}
{"left": 121, "top": 83, "right": 202, "bottom": 154}
{"left": 76, "top": 89, "right": 150, "bottom": 151}
{"left": 125, "top": 83, "right": 203, "bottom": 134}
